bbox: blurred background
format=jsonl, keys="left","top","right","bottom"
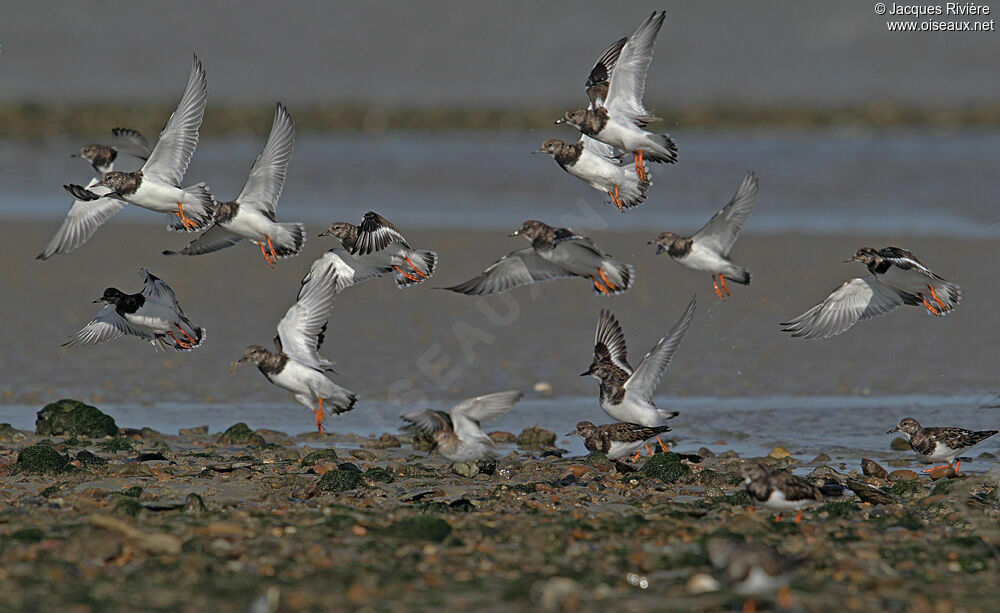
{"left": 0, "top": 1, "right": 997, "bottom": 450}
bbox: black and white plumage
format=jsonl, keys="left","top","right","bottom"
{"left": 582, "top": 297, "right": 695, "bottom": 427}
{"left": 71, "top": 128, "right": 150, "bottom": 177}
{"left": 231, "top": 259, "right": 356, "bottom": 433}
{"left": 535, "top": 137, "right": 650, "bottom": 211}
{"left": 401, "top": 391, "right": 523, "bottom": 462}
{"left": 741, "top": 462, "right": 822, "bottom": 522}
{"left": 64, "top": 55, "right": 214, "bottom": 233}
{"left": 567, "top": 420, "right": 671, "bottom": 460}
{"left": 444, "top": 220, "right": 634, "bottom": 296}
{"left": 650, "top": 171, "right": 757, "bottom": 299}
{"left": 163, "top": 103, "right": 304, "bottom": 266}
{"left": 317, "top": 212, "right": 437, "bottom": 288}
{"left": 64, "top": 268, "right": 205, "bottom": 352}
{"left": 585, "top": 36, "right": 627, "bottom": 108}
{"left": 557, "top": 12, "right": 676, "bottom": 177}
{"left": 706, "top": 539, "right": 795, "bottom": 610}
{"left": 888, "top": 417, "right": 998, "bottom": 472}
{"left": 782, "top": 246, "right": 961, "bottom": 339}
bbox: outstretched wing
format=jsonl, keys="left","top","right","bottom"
{"left": 140, "top": 268, "right": 182, "bottom": 311}
{"left": 443, "top": 248, "right": 573, "bottom": 295}
{"left": 235, "top": 102, "right": 295, "bottom": 216}
{"left": 142, "top": 54, "right": 208, "bottom": 186}
{"left": 781, "top": 276, "right": 909, "bottom": 340}
{"left": 581, "top": 135, "right": 619, "bottom": 161}
{"left": 276, "top": 259, "right": 339, "bottom": 370}
{"left": 594, "top": 310, "right": 632, "bottom": 373}
{"left": 402, "top": 409, "right": 453, "bottom": 435}
{"left": 624, "top": 295, "right": 696, "bottom": 401}
{"left": 63, "top": 304, "right": 157, "bottom": 347}
{"left": 38, "top": 180, "right": 125, "bottom": 259}
{"left": 111, "top": 128, "right": 151, "bottom": 160}
{"left": 605, "top": 11, "right": 666, "bottom": 124}
{"left": 307, "top": 248, "right": 393, "bottom": 293}
{"left": 351, "top": 211, "right": 408, "bottom": 255}
{"left": 878, "top": 247, "right": 940, "bottom": 280}
{"left": 693, "top": 171, "right": 758, "bottom": 257}
{"left": 450, "top": 390, "right": 523, "bottom": 443}
{"left": 586, "top": 36, "right": 627, "bottom": 107}
{"left": 162, "top": 224, "right": 245, "bottom": 257}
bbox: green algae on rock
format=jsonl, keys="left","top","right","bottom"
{"left": 363, "top": 467, "right": 395, "bottom": 483}
{"left": 516, "top": 426, "right": 556, "bottom": 449}
{"left": 318, "top": 469, "right": 363, "bottom": 492}
{"left": 640, "top": 452, "right": 692, "bottom": 484}
{"left": 35, "top": 399, "right": 118, "bottom": 438}
{"left": 384, "top": 516, "right": 452, "bottom": 542}
{"left": 13, "top": 443, "right": 73, "bottom": 474}
{"left": 301, "top": 449, "right": 339, "bottom": 466}
{"left": 217, "top": 423, "right": 266, "bottom": 446}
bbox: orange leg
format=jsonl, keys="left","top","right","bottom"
{"left": 258, "top": 242, "right": 275, "bottom": 267}
{"left": 634, "top": 151, "right": 646, "bottom": 182}
{"left": 608, "top": 185, "right": 623, "bottom": 210}
{"left": 655, "top": 436, "right": 668, "bottom": 452}
{"left": 742, "top": 597, "right": 756, "bottom": 613}
{"left": 795, "top": 509, "right": 803, "bottom": 524}
{"left": 266, "top": 235, "right": 278, "bottom": 261}
{"left": 314, "top": 398, "right": 325, "bottom": 434}
{"left": 591, "top": 276, "right": 610, "bottom": 295}
{"left": 597, "top": 268, "right": 615, "bottom": 291}
{"left": 928, "top": 284, "right": 947, "bottom": 310}
{"left": 778, "top": 586, "right": 792, "bottom": 610}
{"left": 167, "top": 331, "right": 192, "bottom": 349}
{"left": 719, "top": 275, "right": 730, "bottom": 296}
{"left": 175, "top": 324, "right": 197, "bottom": 344}
{"left": 175, "top": 202, "right": 198, "bottom": 230}
{"left": 403, "top": 255, "right": 427, "bottom": 278}
{"left": 955, "top": 459, "right": 961, "bottom": 472}
{"left": 632, "top": 451, "right": 641, "bottom": 462}
{"left": 394, "top": 265, "right": 421, "bottom": 282}
{"left": 921, "top": 463, "right": 955, "bottom": 473}
{"left": 773, "top": 514, "right": 782, "bottom": 523}
{"left": 644, "top": 444, "right": 653, "bottom": 455}
{"left": 712, "top": 275, "right": 724, "bottom": 299}
{"left": 919, "top": 294, "right": 940, "bottom": 315}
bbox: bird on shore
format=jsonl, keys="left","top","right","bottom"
{"left": 567, "top": 420, "right": 671, "bottom": 462}
{"left": 231, "top": 258, "right": 356, "bottom": 433}
{"left": 782, "top": 247, "right": 961, "bottom": 339}
{"left": 535, "top": 137, "right": 650, "bottom": 211}
{"left": 650, "top": 171, "right": 757, "bottom": 299}
{"left": 163, "top": 102, "right": 304, "bottom": 266}
{"left": 444, "top": 220, "right": 634, "bottom": 296}
{"left": 887, "top": 417, "right": 998, "bottom": 473}
{"left": 64, "top": 54, "right": 214, "bottom": 233}
{"left": 318, "top": 211, "right": 437, "bottom": 287}
{"left": 556, "top": 11, "right": 676, "bottom": 182}
{"left": 741, "top": 461, "right": 821, "bottom": 524}
{"left": 65, "top": 268, "right": 205, "bottom": 351}
{"left": 706, "top": 538, "right": 795, "bottom": 613}
{"left": 401, "top": 391, "right": 524, "bottom": 462}
{"left": 38, "top": 130, "right": 151, "bottom": 260}
{"left": 582, "top": 297, "right": 696, "bottom": 433}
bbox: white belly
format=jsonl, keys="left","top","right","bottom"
{"left": 572, "top": 151, "right": 620, "bottom": 191}
{"left": 761, "top": 490, "right": 812, "bottom": 511}
{"left": 924, "top": 441, "right": 959, "bottom": 462}
{"left": 129, "top": 180, "right": 186, "bottom": 212}
{"left": 268, "top": 361, "right": 324, "bottom": 397}
{"left": 124, "top": 303, "right": 177, "bottom": 334}
{"left": 442, "top": 439, "right": 490, "bottom": 462}
{"left": 227, "top": 208, "right": 277, "bottom": 242}
{"left": 605, "top": 439, "right": 648, "bottom": 460}
{"left": 678, "top": 244, "right": 731, "bottom": 274}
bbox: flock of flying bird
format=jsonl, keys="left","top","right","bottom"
{"left": 34, "top": 10, "right": 992, "bottom": 607}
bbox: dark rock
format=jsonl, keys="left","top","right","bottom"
{"left": 488, "top": 431, "right": 517, "bottom": 444}
{"left": 361, "top": 433, "right": 401, "bottom": 449}
{"left": 539, "top": 448, "right": 565, "bottom": 458}
{"left": 697, "top": 447, "right": 715, "bottom": 458}
{"left": 75, "top": 450, "right": 108, "bottom": 467}
{"left": 183, "top": 493, "right": 207, "bottom": 514}
{"left": 517, "top": 426, "right": 556, "bottom": 449}
{"left": 888, "top": 470, "right": 919, "bottom": 482}
{"left": 448, "top": 498, "right": 475, "bottom": 512}
{"left": 301, "top": 449, "right": 339, "bottom": 466}
{"left": 847, "top": 478, "right": 897, "bottom": 505}
{"left": 384, "top": 516, "right": 451, "bottom": 542}
{"left": 121, "top": 486, "right": 142, "bottom": 498}
{"left": 179, "top": 425, "right": 208, "bottom": 436}
{"left": 337, "top": 462, "right": 362, "bottom": 473}
{"left": 6, "top": 527, "right": 45, "bottom": 544}
{"left": 217, "top": 423, "right": 266, "bottom": 446}
{"left": 318, "top": 469, "right": 363, "bottom": 492}
{"left": 927, "top": 466, "right": 955, "bottom": 480}
{"left": 861, "top": 458, "right": 889, "bottom": 479}
{"left": 13, "top": 444, "right": 72, "bottom": 474}
{"left": 364, "top": 467, "right": 395, "bottom": 483}
{"left": 135, "top": 452, "right": 169, "bottom": 462}
{"left": 476, "top": 458, "right": 497, "bottom": 475}
{"left": 890, "top": 437, "right": 911, "bottom": 451}
{"left": 639, "top": 452, "right": 692, "bottom": 484}
{"left": 452, "top": 462, "right": 479, "bottom": 478}
{"left": 255, "top": 429, "right": 295, "bottom": 446}
{"left": 97, "top": 438, "right": 134, "bottom": 453}
{"left": 35, "top": 399, "right": 118, "bottom": 438}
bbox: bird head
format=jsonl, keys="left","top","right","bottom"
{"left": 648, "top": 231, "right": 683, "bottom": 255}
{"left": 566, "top": 421, "right": 596, "bottom": 437}
{"left": 231, "top": 345, "right": 268, "bottom": 372}
{"left": 509, "top": 220, "right": 548, "bottom": 239}
{"left": 534, "top": 138, "right": 565, "bottom": 156}
{"left": 554, "top": 109, "right": 587, "bottom": 127}
{"left": 846, "top": 247, "right": 879, "bottom": 265}
{"left": 94, "top": 287, "right": 126, "bottom": 305}
{"left": 887, "top": 417, "right": 920, "bottom": 435}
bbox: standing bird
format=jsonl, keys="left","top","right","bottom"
{"left": 231, "top": 260, "right": 356, "bottom": 433}
{"left": 782, "top": 247, "right": 961, "bottom": 339}
{"left": 706, "top": 539, "right": 795, "bottom": 613}
{"left": 650, "top": 171, "right": 758, "bottom": 299}
{"left": 535, "top": 137, "right": 650, "bottom": 211}
{"left": 401, "top": 391, "right": 524, "bottom": 462}
{"left": 888, "top": 417, "right": 998, "bottom": 473}
{"left": 38, "top": 129, "right": 151, "bottom": 260}
{"left": 444, "top": 220, "right": 634, "bottom": 296}
{"left": 64, "top": 268, "right": 205, "bottom": 352}
{"left": 556, "top": 12, "right": 676, "bottom": 181}
{"left": 163, "top": 103, "right": 304, "bottom": 266}
{"left": 582, "top": 297, "right": 696, "bottom": 433}
{"left": 567, "top": 420, "right": 672, "bottom": 462}
{"left": 741, "top": 462, "right": 822, "bottom": 524}
{"left": 317, "top": 211, "right": 437, "bottom": 287}
{"left": 64, "top": 54, "right": 214, "bottom": 233}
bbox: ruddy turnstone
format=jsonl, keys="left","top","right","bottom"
{"left": 72, "top": 128, "right": 150, "bottom": 176}
{"left": 163, "top": 103, "right": 304, "bottom": 266}
{"left": 231, "top": 259, "right": 356, "bottom": 433}
{"left": 649, "top": 171, "right": 757, "bottom": 299}
{"left": 444, "top": 220, "right": 634, "bottom": 296}
{"left": 401, "top": 391, "right": 523, "bottom": 462}
{"left": 535, "top": 136, "right": 650, "bottom": 211}
{"left": 741, "top": 461, "right": 821, "bottom": 524}
{"left": 38, "top": 130, "right": 152, "bottom": 260}
{"left": 556, "top": 12, "right": 676, "bottom": 182}
{"left": 582, "top": 297, "right": 695, "bottom": 428}
{"left": 706, "top": 538, "right": 794, "bottom": 612}
{"left": 782, "top": 247, "right": 961, "bottom": 339}
{"left": 64, "top": 268, "right": 205, "bottom": 352}
{"left": 888, "top": 417, "right": 998, "bottom": 473}
{"left": 64, "top": 55, "right": 214, "bottom": 233}
{"left": 584, "top": 36, "right": 626, "bottom": 108}
{"left": 317, "top": 211, "right": 437, "bottom": 287}
{"left": 566, "top": 420, "right": 671, "bottom": 461}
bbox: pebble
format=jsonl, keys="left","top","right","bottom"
{"left": 890, "top": 437, "right": 911, "bottom": 451}
{"left": 768, "top": 447, "right": 791, "bottom": 460}
{"left": 179, "top": 425, "right": 208, "bottom": 436}
{"left": 488, "top": 431, "right": 517, "bottom": 444}
{"left": 452, "top": 462, "right": 479, "bottom": 478}
{"left": 562, "top": 465, "right": 595, "bottom": 479}
{"left": 861, "top": 458, "right": 889, "bottom": 479}
{"left": 927, "top": 466, "right": 955, "bottom": 481}
{"left": 888, "top": 470, "right": 918, "bottom": 482}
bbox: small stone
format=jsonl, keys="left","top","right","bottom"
{"left": 254, "top": 429, "right": 295, "bottom": 446}
{"left": 563, "top": 465, "right": 595, "bottom": 480}
{"left": 888, "top": 469, "right": 919, "bottom": 482}
{"left": 887, "top": 459, "right": 911, "bottom": 467}
{"left": 36, "top": 399, "right": 118, "bottom": 438}
{"left": 861, "top": 458, "right": 889, "bottom": 479}
{"left": 349, "top": 449, "right": 377, "bottom": 461}
{"left": 697, "top": 447, "right": 715, "bottom": 458}
{"left": 686, "top": 572, "right": 721, "bottom": 594}
{"left": 488, "top": 431, "right": 517, "bottom": 444}
{"left": 311, "top": 461, "right": 338, "bottom": 475}
{"left": 920, "top": 494, "right": 948, "bottom": 506}
{"left": 217, "top": 423, "right": 265, "bottom": 446}
{"left": 179, "top": 425, "right": 209, "bottom": 436}
{"left": 476, "top": 458, "right": 497, "bottom": 475}
{"left": 639, "top": 452, "right": 692, "bottom": 483}
{"left": 847, "top": 478, "right": 896, "bottom": 505}
{"left": 0, "top": 423, "right": 27, "bottom": 442}
{"left": 927, "top": 466, "right": 955, "bottom": 481}
{"left": 183, "top": 493, "right": 207, "bottom": 514}
{"left": 768, "top": 447, "right": 791, "bottom": 460}
{"left": 361, "top": 433, "right": 402, "bottom": 449}
{"left": 890, "top": 437, "right": 911, "bottom": 451}
{"left": 75, "top": 450, "right": 108, "bottom": 467}
{"left": 318, "top": 469, "right": 363, "bottom": 492}
{"left": 452, "top": 462, "right": 480, "bottom": 478}
{"left": 301, "top": 449, "right": 339, "bottom": 466}
{"left": 363, "top": 467, "right": 395, "bottom": 483}
{"left": 808, "top": 465, "right": 842, "bottom": 478}
{"left": 810, "top": 453, "right": 831, "bottom": 463}
{"left": 517, "top": 426, "right": 556, "bottom": 449}
{"left": 13, "top": 444, "right": 72, "bottom": 474}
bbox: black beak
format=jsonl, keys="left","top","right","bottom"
{"left": 92, "top": 298, "right": 104, "bottom": 304}
{"left": 70, "top": 153, "right": 79, "bottom": 158}
{"left": 564, "top": 430, "right": 577, "bottom": 436}
{"left": 886, "top": 426, "right": 899, "bottom": 434}
{"left": 580, "top": 369, "right": 592, "bottom": 377}
{"left": 317, "top": 230, "right": 330, "bottom": 237}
